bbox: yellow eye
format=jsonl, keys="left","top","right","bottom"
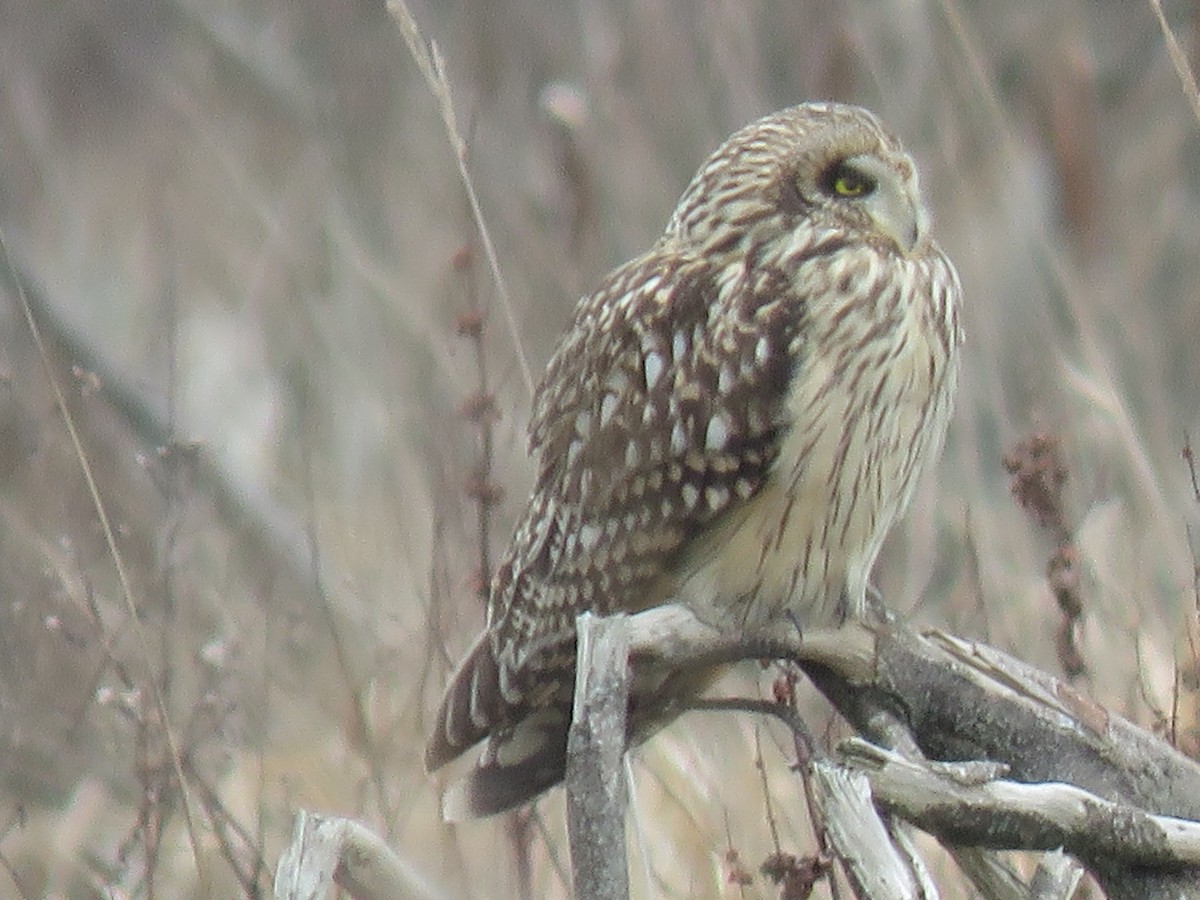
{"left": 821, "top": 161, "right": 877, "bottom": 199}
{"left": 834, "top": 172, "right": 869, "bottom": 196}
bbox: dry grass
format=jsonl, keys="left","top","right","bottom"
{"left": 1, "top": 0, "right": 1199, "bottom": 896}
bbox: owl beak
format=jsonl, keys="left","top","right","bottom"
{"left": 848, "top": 154, "right": 929, "bottom": 257}
{"left": 875, "top": 189, "right": 928, "bottom": 257}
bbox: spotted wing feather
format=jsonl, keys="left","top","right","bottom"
{"left": 425, "top": 242, "right": 805, "bottom": 802}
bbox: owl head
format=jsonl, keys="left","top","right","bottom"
{"left": 666, "top": 102, "right": 933, "bottom": 260}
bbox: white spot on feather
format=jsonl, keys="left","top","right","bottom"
{"left": 705, "top": 415, "right": 730, "bottom": 451}
{"left": 644, "top": 352, "right": 665, "bottom": 390}
{"left": 671, "top": 422, "right": 687, "bottom": 455}
{"left": 672, "top": 330, "right": 688, "bottom": 362}
{"left": 705, "top": 485, "right": 730, "bottom": 510}
{"left": 718, "top": 363, "right": 735, "bottom": 394}
{"left": 579, "top": 524, "right": 602, "bottom": 551}
{"left": 755, "top": 336, "right": 770, "bottom": 365}
{"left": 600, "top": 393, "right": 618, "bottom": 427}
{"left": 467, "top": 665, "right": 489, "bottom": 728}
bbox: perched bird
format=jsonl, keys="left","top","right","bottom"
{"left": 426, "top": 102, "right": 962, "bottom": 820}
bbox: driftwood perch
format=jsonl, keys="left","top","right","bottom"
{"left": 273, "top": 810, "right": 442, "bottom": 900}
{"left": 565, "top": 612, "right": 632, "bottom": 900}
{"left": 573, "top": 604, "right": 1200, "bottom": 899}
{"left": 275, "top": 604, "right": 1200, "bottom": 899}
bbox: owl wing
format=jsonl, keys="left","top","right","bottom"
{"left": 511, "top": 246, "right": 802, "bottom": 641}
{"left": 426, "top": 244, "right": 805, "bottom": 814}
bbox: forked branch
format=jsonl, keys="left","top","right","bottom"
{"left": 595, "top": 604, "right": 1200, "bottom": 899}
{"left": 275, "top": 606, "right": 1200, "bottom": 899}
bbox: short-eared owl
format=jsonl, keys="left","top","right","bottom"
{"left": 427, "top": 102, "right": 962, "bottom": 819}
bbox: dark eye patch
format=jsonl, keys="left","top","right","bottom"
{"left": 818, "top": 160, "right": 877, "bottom": 198}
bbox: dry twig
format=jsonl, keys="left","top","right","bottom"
{"left": 386, "top": 0, "right": 534, "bottom": 395}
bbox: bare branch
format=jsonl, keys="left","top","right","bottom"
{"left": 844, "top": 738, "right": 1200, "bottom": 866}
{"left": 278, "top": 606, "right": 1200, "bottom": 897}
{"left": 808, "top": 760, "right": 931, "bottom": 900}
{"left": 385, "top": 0, "right": 535, "bottom": 395}
{"left": 1028, "top": 851, "right": 1085, "bottom": 900}
{"left": 273, "top": 811, "right": 444, "bottom": 900}
{"left": 0, "top": 228, "right": 210, "bottom": 893}
{"left": 566, "top": 612, "right": 632, "bottom": 900}
{"left": 1148, "top": 0, "right": 1200, "bottom": 131}
{"left": 622, "top": 605, "right": 1200, "bottom": 896}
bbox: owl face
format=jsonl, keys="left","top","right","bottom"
{"left": 782, "top": 133, "right": 930, "bottom": 258}
{"left": 669, "top": 102, "right": 934, "bottom": 261}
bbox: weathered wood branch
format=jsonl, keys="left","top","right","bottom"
{"left": 276, "top": 605, "right": 1200, "bottom": 899}
{"left": 273, "top": 810, "right": 443, "bottom": 900}
{"left": 843, "top": 738, "right": 1200, "bottom": 865}
{"left": 806, "top": 759, "right": 935, "bottom": 898}
{"left": 565, "top": 612, "right": 632, "bottom": 900}
{"left": 619, "top": 604, "right": 1200, "bottom": 898}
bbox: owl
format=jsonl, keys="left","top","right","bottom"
{"left": 426, "top": 102, "right": 962, "bottom": 820}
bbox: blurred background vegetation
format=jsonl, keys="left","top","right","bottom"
{"left": 1, "top": 0, "right": 1199, "bottom": 896}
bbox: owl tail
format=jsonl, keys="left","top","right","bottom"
{"left": 425, "top": 632, "right": 571, "bottom": 820}
{"left": 439, "top": 709, "right": 571, "bottom": 821}
{"left": 425, "top": 632, "right": 502, "bottom": 772}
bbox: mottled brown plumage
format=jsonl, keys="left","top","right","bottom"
{"left": 427, "top": 102, "right": 963, "bottom": 819}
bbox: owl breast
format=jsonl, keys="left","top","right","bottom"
{"left": 674, "top": 246, "right": 960, "bottom": 631}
